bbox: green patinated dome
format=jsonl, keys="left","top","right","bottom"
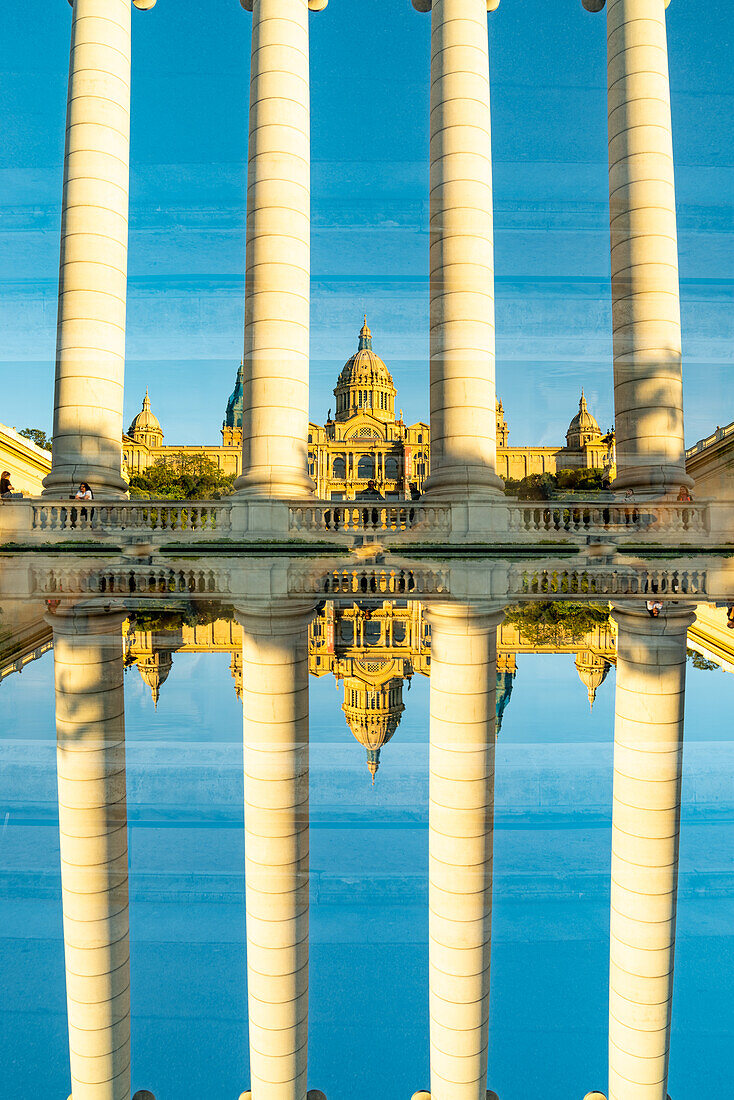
{"left": 224, "top": 362, "right": 244, "bottom": 428}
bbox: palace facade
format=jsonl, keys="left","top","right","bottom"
{"left": 122, "top": 318, "right": 615, "bottom": 495}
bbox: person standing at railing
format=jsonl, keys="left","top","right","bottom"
{"left": 75, "top": 482, "right": 94, "bottom": 502}
{"left": 357, "top": 478, "right": 385, "bottom": 528}
{"left": 1, "top": 471, "right": 25, "bottom": 500}
{"left": 356, "top": 479, "right": 384, "bottom": 502}
{"left": 73, "top": 481, "right": 95, "bottom": 527}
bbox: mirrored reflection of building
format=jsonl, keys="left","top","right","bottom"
{"left": 118, "top": 603, "right": 625, "bottom": 781}
{"left": 1, "top": 584, "right": 733, "bottom": 1099}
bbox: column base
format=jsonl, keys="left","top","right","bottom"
{"left": 411, "top": 1093, "right": 499, "bottom": 1099}
{"left": 612, "top": 462, "right": 694, "bottom": 498}
{"left": 239, "top": 1093, "right": 326, "bottom": 1099}
{"left": 234, "top": 466, "right": 316, "bottom": 500}
{"left": 42, "top": 465, "right": 129, "bottom": 501}
{"left": 421, "top": 464, "right": 504, "bottom": 501}
{"left": 582, "top": 1095, "right": 671, "bottom": 1100}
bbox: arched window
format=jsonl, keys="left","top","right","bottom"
{"left": 357, "top": 454, "right": 374, "bottom": 479}
{"left": 385, "top": 456, "right": 399, "bottom": 480}
{"left": 332, "top": 456, "right": 346, "bottom": 480}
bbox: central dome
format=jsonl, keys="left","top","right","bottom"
{"left": 128, "top": 389, "right": 163, "bottom": 446}
{"left": 566, "top": 390, "right": 602, "bottom": 449}
{"left": 334, "top": 317, "right": 397, "bottom": 422}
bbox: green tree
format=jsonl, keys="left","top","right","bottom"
{"left": 556, "top": 467, "right": 607, "bottom": 493}
{"left": 504, "top": 601, "right": 611, "bottom": 645}
{"left": 686, "top": 649, "right": 720, "bottom": 671}
{"left": 503, "top": 472, "right": 557, "bottom": 500}
{"left": 503, "top": 468, "right": 607, "bottom": 500}
{"left": 128, "top": 600, "right": 235, "bottom": 634}
{"left": 128, "top": 453, "right": 235, "bottom": 500}
{"left": 19, "top": 427, "right": 52, "bottom": 452}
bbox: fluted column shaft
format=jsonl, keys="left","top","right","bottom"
{"left": 608, "top": 603, "right": 695, "bottom": 1100}
{"left": 236, "top": 601, "right": 316, "bottom": 1100}
{"left": 605, "top": 0, "right": 691, "bottom": 494}
{"left": 424, "top": 601, "right": 503, "bottom": 1099}
{"left": 235, "top": 0, "right": 316, "bottom": 499}
{"left": 49, "top": 607, "right": 131, "bottom": 1100}
{"left": 419, "top": 0, "right": 503, "bottom": 499}
{"left": 44, "top": 0, "right": 136, "bottom": 499}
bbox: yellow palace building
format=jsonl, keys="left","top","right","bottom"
{"left": 122, "top": 318, "right": 615, "bottom": 495}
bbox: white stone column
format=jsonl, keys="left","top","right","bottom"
{"left": 235, "top": 0, "right": 327, "bottom": 499}
{"left": 43, "top": 0, "right": 155, "bottom": 500}
{"left": 48, "top": 606, "right": 132, "bottom": 1100}
{"left": 412, "top": 0, "right": 503, "bottom": 500}
{"left": 416, "top": 601, "right": 503, "bottom": 1100}
{"left": 235, "top": 600, "right": 325, "bottom": 1100}
{"left": 605, "top": 602, "right": 695, "bottom": 1100}
{"left": 582, "top": 0, "right": 692, "bottom": 496}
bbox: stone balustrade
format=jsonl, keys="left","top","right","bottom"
{"left": 288, "top": 501, "right": 451, "bottom": 537}
{"left": 506, "top": 499, "right": 708, "bottom": 538}
{"left": 1, "top": 496, "right": 726, "bottom": 550}
{"left": 33, "top": 564, "right": 230, "bottom": 599}
{"left": 291, "top": 565, "right": 451, "bottom": 598}
{"left": 507, "top": 564, "right": 708, "bottom": 600}
{"left": 31, "top": 500, "right": 231, "bottom": 535}
{"left": 17, "top": 554, "right": 728, "bottom": 606}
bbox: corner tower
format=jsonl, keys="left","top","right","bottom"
{"left": 222, "top": 361, "right": 244, "bottom": 446}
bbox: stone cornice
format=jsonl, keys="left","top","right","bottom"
{"left": 240, "top": 0, "right": 327, "bottom": 10}
{"left": 67, "top": 0, "right": 158, "bottom": 6}
{"left": 582, "top": 0, "right": 671, "bottom": 10}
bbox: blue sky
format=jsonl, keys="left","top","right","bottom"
{"left": 2, "top": 0, "right": 732, "bottom": 449}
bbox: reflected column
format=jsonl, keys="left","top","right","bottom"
{"left": 47, "top": 605, "right": 132, "bottom": 1100}
{"left": 606, "top": 602, "right": 695, "bottom": 1100}
{"left": 235, "top": 600, "right": 325, "bottom": 1100}
{"left": 415, "top": 601, "right": 503, "bottom": 1100}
